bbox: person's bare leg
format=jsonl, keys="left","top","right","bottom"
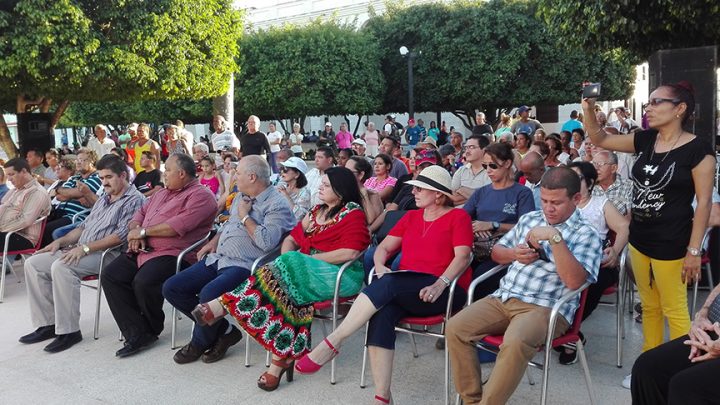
{"left": 306, "top": 293, "right": 378, "bottom": 364}
{"left": 369, "top": 346, "right": 394, "bottom": 403}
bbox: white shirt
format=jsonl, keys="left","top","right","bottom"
{"left": 383, "top": 123, "right": 393, "bottom": 134}
{"left": 289, "top": 133, "right": 304, "bottom": 153}
{"left": 305, "top": 168, "right": 323, "bottom": 207}
{"left": 87, "top": 136, "right": 116, "bottom": 158}
{"left": 211, "top": 130, "right": 240, "bottom": 152}
{"left": 266, "top": 131, "right": 283, "bottom": 153}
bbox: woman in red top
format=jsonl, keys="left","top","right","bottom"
{"left": 295, "top": 165, "right": 473, "bottom": 404}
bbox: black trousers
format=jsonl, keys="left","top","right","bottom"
{"left": 583, "top": 266, "right": 619, "bottom": 321}
{"left": 42, "top": 217, "right": 71, "bottom": 247}
{"left": 101, "top": 254, "right": 188, "bottom": 343}
{"left": 632, "top": 334, "right": 720, "bottom": 405}
{"left": 0, "top": 232, "right": 34, "bottom": 252}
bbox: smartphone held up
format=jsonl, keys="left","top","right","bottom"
{"left": 582, "top": 82, "right": 602, "bottom": 99}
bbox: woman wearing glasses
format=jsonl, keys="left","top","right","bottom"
{"left": 277, "top": 157, "right": 312, "bottom": 221}
{"left": 463, "top": 142, "right": 535, "bottom": 299}
{"left": 582, "top": 81, "right": 715, "bottom": 389}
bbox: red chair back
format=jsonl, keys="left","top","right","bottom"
{"left": 11, "top": 217, "right": 47, "bottom": 255}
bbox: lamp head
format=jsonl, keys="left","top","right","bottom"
{"left": 399, "top": 46, "right": 409, "bottom": 56}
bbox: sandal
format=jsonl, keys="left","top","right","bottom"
{"left": 257, "top": 358, "right": 295, "bottom": 392}
{"left": 295, "top": 337, "right": 339, "bottom": 374}
{"left": 374, "top": 394, "right": 392, "bottom": 404}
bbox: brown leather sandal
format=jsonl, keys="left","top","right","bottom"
{"left": 257, "top": 358, "right": 295, "bottom": 392}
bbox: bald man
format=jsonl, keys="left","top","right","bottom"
{"left": 520, "top": 151, "right": 545, "bottom": 210}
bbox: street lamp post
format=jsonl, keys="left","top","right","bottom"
{"left": 399, "top": 46, "right": 420, "bottom": 120}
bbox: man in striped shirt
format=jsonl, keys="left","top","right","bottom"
{"left": 0, "top": 158, "right": 51, "bottom": 250}
{"left": 42, "top": 148, "right": 102, "bottom": 246}
{"left": 20, "top": 155, "right": 145, "bottom": 353}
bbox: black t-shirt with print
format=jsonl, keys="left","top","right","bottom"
{"left": 629, "top": 129, "right": 714, "bottom": 260}
{"left": 133, "top": 169, "right": 163, "bottom": 194}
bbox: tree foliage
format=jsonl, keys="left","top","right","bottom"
{"left": 234, "top": 20, "right": 384, "bottom": 120}
{"left": 0, "top": 0, "right": 243, "bottom": 103}
{"left": 537, "top": 0, "right": 720, "bottom": 62}
{"left": 364, "top": 0, "right": 636, "bottom": 121}
{"left": 60, "top": 99, "right": 212, "bottom": 127}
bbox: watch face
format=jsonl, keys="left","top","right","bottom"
{"left": 552, "top": 233, "right": 563, "bottom": 243}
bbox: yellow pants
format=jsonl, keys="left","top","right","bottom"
{"left": 629, "top": 244, "right": 691, "bottom": 352}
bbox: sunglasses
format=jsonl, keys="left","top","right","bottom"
{"left": 280, "top": 167, "right": 294, "bottom": 173}
{"left": 481, "top": 163, "right": 500, "bottom": 170}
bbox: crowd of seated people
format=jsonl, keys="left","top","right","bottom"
{"left": 6, "top": 96, "right": 718, "bottom": 405}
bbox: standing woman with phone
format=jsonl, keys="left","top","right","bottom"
{"left": 581, "top": 81, "right": 715, "bottom": 387}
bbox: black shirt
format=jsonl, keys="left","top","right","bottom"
{"left": 240, "top": 131, "right": 271, "bottom": 156}
{"left": 390, "top": 173, "right": 417, "bottom": 210}
{"left": 133, "top": 169, "right": 163, "bottom": 194}
{"left": 472, "top": 124, "right": 493, "bottom": 136}
{"left": 630, "top": 130, "right": 714, "bottom": 259}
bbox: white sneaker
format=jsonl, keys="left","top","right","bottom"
{"left": 622, "top": 374, "right": 632, "bottom": 389}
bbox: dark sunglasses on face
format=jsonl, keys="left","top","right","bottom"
{"left": 280, "top": 167, "right": 292, "bottom": 173}
{"left": 481, "top": 163, "right": 500, "bottom": 170}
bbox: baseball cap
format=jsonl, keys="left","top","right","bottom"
{"left": 352, "top": 138, "right": 367, "bottom": 146}
{"left": 408, "top": 118, "right": 415, "bottom": 125}
{"left": 518, "top": 105, "right": 531, "bottom": 113}
{"left": 280, "top": 156, "right": 308, "bottom": 174}
{"left": 415, "top": 149, "right": 438, "bottom": 166}
{"left": 325, "top": 122, "right": 332, "bottom": 127}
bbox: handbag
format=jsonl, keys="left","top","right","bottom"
{"left": 473, "top": 232, "right": 503, "bottom": 261}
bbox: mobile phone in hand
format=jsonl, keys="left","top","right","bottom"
{"left": 529, "top": 242, "right": 550, "bottom": 262}
{"left": 582, "top": 82, "right": 601, "bottom": 99}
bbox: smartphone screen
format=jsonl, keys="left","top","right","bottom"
{"left": 582, "top": 83, "right": 601, "bottom": 99}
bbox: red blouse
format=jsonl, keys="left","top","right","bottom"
{"left": 290, "top": 202, "right": 370, "bottom": 254}
{"left": 389, "top": 208, "right": 474, "bottom": 290}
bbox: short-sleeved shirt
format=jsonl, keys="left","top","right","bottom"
{"left": 389, "top": 208, "right": 474, "bottom": 290}
{"left": 211, "top": 130, "right": 240, "bottom": 152}
{"left": 389, "top": 158, "right": 409, "bottom": 179}
{"left": 511, "top": 119, "right": 543, "bottom": 136}
{"left": 289, "top": 133, "right": 304, "bottom": 154}
{"left": 472, "top": 124, "right": 493, "bottom": 136}
{"left": 87, "top": 136, "right": 117, "bottom": 158}
{"left": 266, "top": 131, "right": 283, "bottom": 153}
{"left": 464, "top": 183, "right": 535, "bottom": 224}
{"left": 630, "top": 130, "right": 715, "bottom": 259}
{"left": 132, "top": 169, "right": 163, "bottom": 194}
{"left": 78, "top": 184, "right": 146, "bottom": 245}
{"left": 364, "top": 176, "right": 397, "bottom": 194}
{"left": 561, "top": 119, "right": 583, "bottom": 133}
{"left": 56, "top": 173, "right": 102, "bottom": 220}
{"left": 451, "top": 164, "right": 491, "bottom": 193}
{"left": 592, "top": 175, "right": 632, "bottom": 216}
{"left": 240, "top": 131, "right": 271, "bottom": 156}
{"left": 335, "top": 131, "right": 354, "bottom": 149}
{"left": 405, "top": 126, "right": 423, "bottom": 146}
{"left": 494, "top": 209, "right": 602, "bottom": 323}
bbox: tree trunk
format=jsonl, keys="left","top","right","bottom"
{"left": 39, "top": 98, "right": 52, "bottom": 113}
{"left": 50, "top": 100, "right": 70, "bottom": 131}
{"left": 352, "top": 114, "right": 364, "bottom": 137}
{"left": 274, "top": 115, "right": 288, "bottom": 133}
{"left": 451, "top": 110, "right": 473, "bottom": 130}
{"left": 0, "top": 114, "right": 18, "bottom": 159}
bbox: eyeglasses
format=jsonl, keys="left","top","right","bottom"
{"left": 592, "top": 161, "right": 611, "bottom": 168}
{"left": 280, "top": 167, "right": 290, "bottom": 173}
{"left": 644, "top": 98, "right": 681, "bottom": 109}
{"left": 481, "top": 163, "right": 500, "bottom": 170}
{"left": 464, "top": 144, "right": 480, "bottom": 151}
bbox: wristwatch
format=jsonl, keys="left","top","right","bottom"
{"left": 491, "top": 221, "right": 500, "bottom": 232}
{"left": 548, "top": 232, "right": 564, "bottom": 245}
{"left": 439, "top": 276, "right": 451, "bottom": 286}
{"left": 687, "top": 247, "right": 702, "bottom": 257}
{"left": 81, "top": 244, "right": 90, "bottom": 255}
{"left": 139, "top": 228, "right": 147, "bottom": 238}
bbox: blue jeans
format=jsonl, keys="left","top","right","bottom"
{"left": 162, "top": 258, "right": 250, "bottom": 349}
{"left": 52, "top": 223, "right": 77, "bottom": 240}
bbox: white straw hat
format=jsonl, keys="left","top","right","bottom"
{"left": 405, "top": 165, "right": 453, "bottom": 198}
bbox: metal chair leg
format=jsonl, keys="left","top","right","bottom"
{"left": 577, "top": 340, "right": 596, "bottom": 405}
{"left": 359, "top": 323, "right": 370, "bottom": 388}
{"left": 244, "top": 331, "right": 251, "bottom": 367}
{"left": 444, "top": 335, "right": 450, "bottom": 405}
{"left": 170, "top": 307, "right": 179, "bottom": 349}
{"left": 409, "top": 329, "right": 419, "bottom": 358}
{"left": 265, "top": 350, "right": 271, "bottom": 367}
{"left": 526, "top": 368, "right": 536, "bottom": 385}
{"left": 93, "top": 281, "right": 103, "bottom": 340}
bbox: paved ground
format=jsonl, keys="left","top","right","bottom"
{"left": 0, "top": 259, "right": 699, "bottom": 404}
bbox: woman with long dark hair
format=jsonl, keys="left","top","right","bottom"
{"left": 191, "top": 167, "right": 370, "bottom": 392}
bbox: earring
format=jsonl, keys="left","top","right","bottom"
{"left": 676, "top": 114, "right": 681, "bottom": 118}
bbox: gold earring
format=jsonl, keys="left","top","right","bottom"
{"left": 676, "top": 114, "right": 681, "bottom": 118}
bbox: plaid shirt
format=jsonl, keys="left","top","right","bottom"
{"left": 592, "top": 175, "right": 632, "bottom": 216}
{"left": 493, "top": 209, "right": 602, "bottom": 323}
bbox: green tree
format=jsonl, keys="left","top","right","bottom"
{"left": 61, "top": 99, "right": 213, "bottom": 127}
{"left": 0, "top": 0, "right": 242, "bottom": 156}
{"left": 235, "top": 19, "right": 384, "bottom": 132}
{"left": 537, "top": 0, "right": 720, "bottom": 62}
{"left": 364, "top": 0, "right": 636, "bottom": 127}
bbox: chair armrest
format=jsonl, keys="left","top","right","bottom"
{"left": 445, "top": 253, "right": 475, "bottom": 319}
{"left": 175, "top": 231, "right": 213, "bottom": 273}
{"left": 72, "top": 208, "right": 91, "bottom": 224}
{"left": 545, "top": 281, "right": 592, "bottom": 351}
{"left": 3, "top": 216, "right": 48, "bottom": 253}
{"left": 333, "top": 249, "right": 366, "bottom": 302}
{"left": 467, "top": 264, "right": 509, "bottom": 306}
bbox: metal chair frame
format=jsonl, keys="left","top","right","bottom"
{"left": 80, "top": 244, "right": 125, "bottom": 339}
{"left": 0, "top": 216, "right": 48, "bottom": 302}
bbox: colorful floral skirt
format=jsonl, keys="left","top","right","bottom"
{"left": 220, "top": 251, "right": 364, "bottom": 359}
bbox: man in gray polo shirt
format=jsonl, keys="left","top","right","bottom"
{"left": 20, "top": 155, "right": 145, "bottom": 353}
{"left": 450, "top": 135, "right": 491, "bottom": 206}
{"left": 163, "top": 155, "right": 296, "bottom": 365}
{"left": 378, "top": 135, "right": 409, "bottom": 179}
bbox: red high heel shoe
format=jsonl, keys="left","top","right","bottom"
{"left": 294, "top": 337, "right": 339, "bottom": 374}
{"left": 257, "top": 358, "right": 294, "bottom": 391}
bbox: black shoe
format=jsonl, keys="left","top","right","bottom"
{"left": 559, "top": 332, "right": 585, "bottom": 366}
{"left": 435, "top": 337, "right": 445, "bottom": 350}
{"left": 202, "top": 326, "right": 242, "bottom": 363}
{"left": 19, "top": 325, "right": 56, "bottom": 344}
{"left": 173, "top": 343, "right": 205, "bottom": 364}
{"left": 44, "top": 331, "right": 82, "bottom": 353}
{"left": 115, "top": 334, "right": 158, "bottom": 358}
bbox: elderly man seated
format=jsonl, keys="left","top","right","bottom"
{"left": 20, "top": 155, "right": 145, "bottom": 353}
{"left": 446, "top": 167, "right": 602, "bottom": 405}
{"left": 591, "top": 150, "right": 632, "bottom": 216}
{"left": 42, "top": 148, "right": 102, "bottom": 246}
{"left": 163, "top": 156, "right": 296, "bottom": 364}
{"left": 0, "top": 158, "right": 51, "bottom": 251}
{"left": 101, "top": 153, "right": 217, "bottom": 358}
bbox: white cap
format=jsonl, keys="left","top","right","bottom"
{"left": 280, "top": 156, "right": 308, "bottom": 174}
{"left": 352, "top": 138, "right": 366, "bottom": 146}
{"left": 325, "top": 122, "right": 332, "bottom": 127}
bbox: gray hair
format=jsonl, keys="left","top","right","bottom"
{"left": 595, "top": 150, "right": 619, "bottom": 165}
{"left": 277, "top": 149, "right": 293, "bottom": 160}
{"left": 193, "top": 143, "right": 209, "bottom": 154}
{"left": 248, "top": 115, "right": 261, "bottom": 126}
{"left": 171, "top": 153, "right": 197, "bottom": 179}
{"left": 292, "top": 123, "right": 301, "bottom": 129}
{"left": 242, "top": 155, "right": 271, "bottom": 185}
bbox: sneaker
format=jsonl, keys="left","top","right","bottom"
{"left": 622, "top": 374, "right": 632, "bottom": 389}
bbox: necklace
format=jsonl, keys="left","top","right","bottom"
{"left": 642, "top": 131, "right": 682, "bottom": 181}
{"left": 421, "top": 218, "right": 435, "bottom": 238}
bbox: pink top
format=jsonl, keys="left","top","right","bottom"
{"left": 131, "top": 180, "right": 216, "bottom": 267}
{"left": 200, "top": 175, "right": 220, "bottom": 195}
{"left": 363, "top": 176, "right": 397, "bottom": 193}
{"left": 335, "top": 130, "right": 354, "bottom": 149}
{"left": 364, "top": 130, "right": 379, "bottom": 146}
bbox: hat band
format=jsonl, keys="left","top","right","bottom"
{"left": 414, "top": 175, "right": 451, "bottom": 194}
